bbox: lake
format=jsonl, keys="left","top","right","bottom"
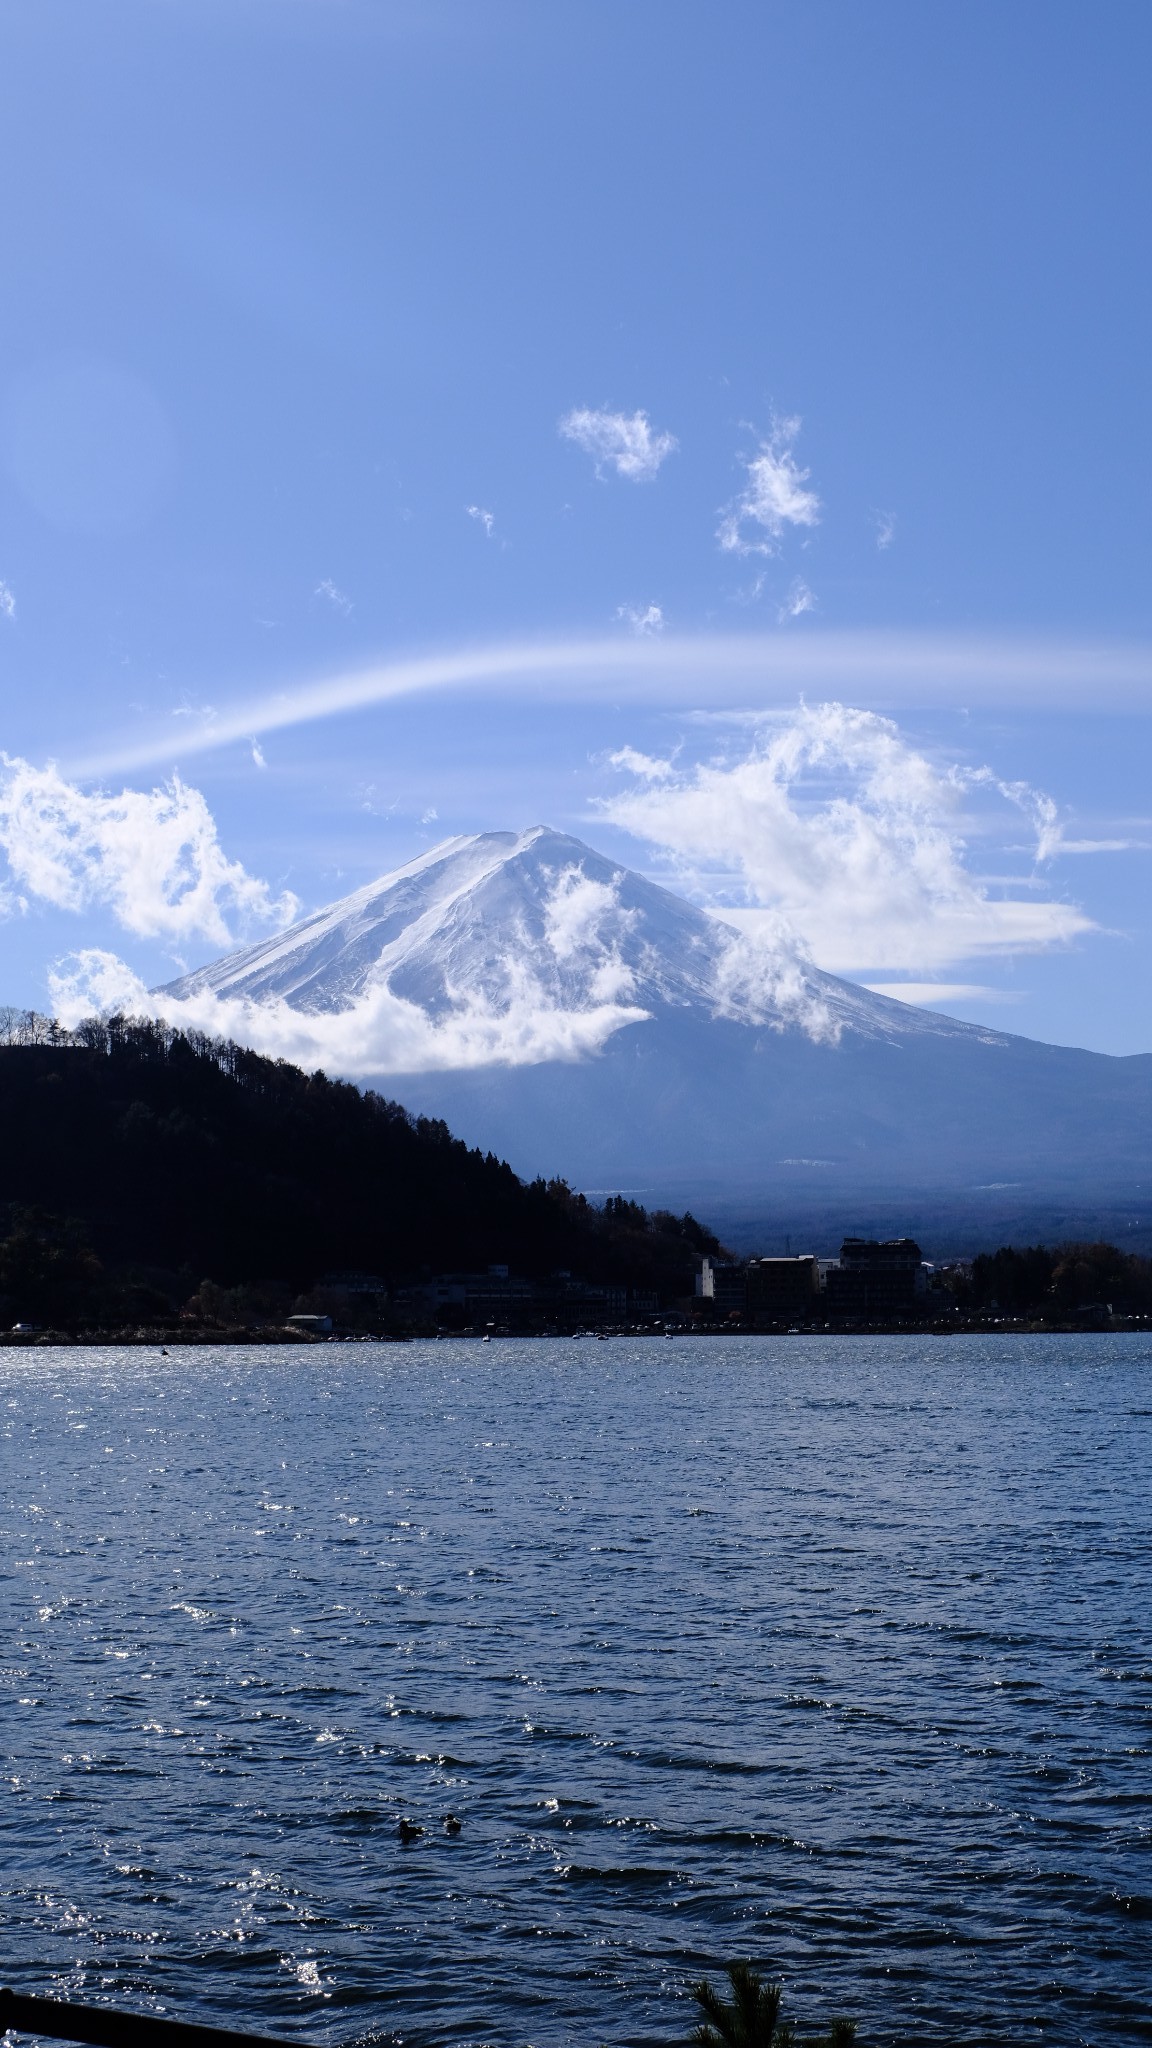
{"left": 2, "top": 1336, "right": 1149, "bottom": 2047}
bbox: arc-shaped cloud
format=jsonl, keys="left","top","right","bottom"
{"left": 74, "top": 630, "right": 1152, "bottom": 779}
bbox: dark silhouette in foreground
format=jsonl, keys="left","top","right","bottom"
{"left": 0, "top": 1015, "right": 720, "bottom": 1328}
{"left": 692, "top": 1963, "right": 856, "bottom": 2048}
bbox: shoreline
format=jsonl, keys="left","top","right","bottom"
{"left": 2, "top": 1317, "right": 1150, "bottom": 1347}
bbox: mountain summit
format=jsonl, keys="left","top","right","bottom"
{"left": 161, "top": 826, "right": 1152, "bottom": 1219}
{"left": 164, "top": 825, "right": 993, "bottom": 1050}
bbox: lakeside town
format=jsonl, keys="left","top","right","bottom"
{"left": 7, "top": 1233, "right": 1151, "bottom": 1344}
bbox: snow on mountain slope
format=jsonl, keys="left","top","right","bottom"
{"left": 153, "top": 825, "right": 1152, "bottom": 1203}
{"left": 162, "top": 825, "right": 1006, "bottom": 1055}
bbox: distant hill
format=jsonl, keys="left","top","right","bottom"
{"left": 0, "top": 1018, "right": 718, "bottom": 1309}
{"left": 162, "top": 827, "right": 1152, "bottom": 1236}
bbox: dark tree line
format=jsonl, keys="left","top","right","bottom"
{"left": 0, "top": 1017, "right": 720, "bottom": 1326}
{"left": 954, "top": 1241, "right": 1152, "bottom": 1316}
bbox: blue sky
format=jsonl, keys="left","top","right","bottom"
{"left": 2, "top": 0, "right": 1152, "bottom": 1053}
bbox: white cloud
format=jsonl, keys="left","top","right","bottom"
{"left": 962, "top": 767, "right": 1064, "bottom": 861}
{"left": 77, "top": 630, "right": 1152, "bottom": 780}
{"left": 874, "top": 510, "right": 896, "bottom": 551}
{"left": 616, "top": 602, "right": 664, "bottom": 636}
{"left": 315, "top": 578, "right": 352, "bottom": 615}
{"left": 1052, "top": 837, "right": 1151, "bottom": 853}
{"left": 50, "top": 949, "right": 155, "bottom": 1019}
{"left": 250, "top": 739, "right": 267, "bottom": 769}
{"left": 49, "top": 948, "right": 651, "bottom": 1077}
{"left": 541, "top": 864, "right": 640, "bottom": 1004}
{"left": 717, "top": 416, "right": 821, "bottom": 556}
{"left": 778, "top": 578, "right": 815, "bottom": 623}
{"left": 46, "top": 854, "right": 842, "bottom": 1071}
{"left": 0, "top": 580, "right": 15, "bottom": 621}
{"left": 710, "top": 915, "right": 839, "bottom": 1042}
{"left": 0, "top": 757, "right": 298, "bottom": 944}
{"left": 466, "top": 504, "right": 496, "bottom": 538}
{"left": 600, "top": 703, "right": 1094, "bottom": 976}
{"left": 865, "top": 983, "right": 1024, "bottom": 1007}
{"left": 559, "top": 407, "right": 677, "bottom": 482}
{"left": 964, "top": 779, "right": 1152, "bottom": 861}
{"left": 605, "top": 745, "right": 676, "bottom": 783}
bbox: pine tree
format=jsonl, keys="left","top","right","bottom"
{"left": 691, "top": 1961, "right": 856, "bottom": 2048}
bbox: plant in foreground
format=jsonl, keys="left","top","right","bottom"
{"left": 691, "top": 1960, "right": 856, "bottom": 2048}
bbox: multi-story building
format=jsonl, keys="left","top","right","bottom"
{"left": 416, "top": 1267, "right": 541, "bottom": 1316}
{"left": 823, "top": 1238, "right": 925, "bottom": 1316}
{"left": 745, "top": 1255, "right": 821, "bottom": 1317}
{"left": 696, "top": 1257, "right": 748, "bottom": 1312}
{"left": 404, "top": 1267, "right": 647, "bottom": 1322}
{"left": 697, "top": 1239, "right": 929, "bottom": 1321}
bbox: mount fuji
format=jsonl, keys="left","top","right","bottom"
{"left": 161, "top": 826, "right": 1152, "bottom": 1240}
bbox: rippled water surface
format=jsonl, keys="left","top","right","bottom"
{"left": 2, "top": 1337, "right": 1151, "bottom": 2047}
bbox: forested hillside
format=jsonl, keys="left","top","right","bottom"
{"left": 0, "top": 1015, "right": 718, "bottom": 1323}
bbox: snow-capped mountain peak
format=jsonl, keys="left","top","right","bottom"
{"left": 161, "top": 825, "right": 998, "bottom": 1061}
{"left": 150, "top": 826, "right": 1152, "bottom": 1209}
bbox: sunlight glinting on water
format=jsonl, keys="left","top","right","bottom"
{"left": 2, "top": 1336, "right": 1150, "bottom": 2048}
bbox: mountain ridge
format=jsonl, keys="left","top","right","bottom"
{"left": 163, "top": 825, "right": 1013, "bottom": 1049}
{"left": 158, "top": 826, "right": 1152, "bottom": 1212}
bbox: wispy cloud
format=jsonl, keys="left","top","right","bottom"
{"left": 605, "top": 745, "right": 676, "bottom": 782}
{"left": 47, "top": 855, "right": 840, "bottom": 1071}
{"left": 0, "top": 580, "right": 15, "bottom": 621}
{"left": 874, "top": 510, "right": 896, "bottom": 551}
{"left": 73, "top": 630, "right": 1152, "bottom": 779}
{"left": 1052, "top": 836, "right": 1152, "bottom": 854}
{"left": 466, "top": 504, "right": 496, "bottom": 538}
{"left": 315, "top": 578, "right": 352, "bottom": 615}
{"left": 49, "top": 861, "right": 658, "bottom": 1072}
{"left": 865, "top": 982, "right": 1024, "bottom": 1006}
{"left": 0, "top": 756, "right": 297, "bottom": 944}
{"left": 956, "top": 767, "right": 1061, "bottom": 862}
{"left": 559, "top": 407, "right": 678, "bottom": 482}
{"left": 48, "top": 948, "right": 651, "bottom": 1075}
{"left": 965, "top": 777, "right": 1152, "bottom": 860}
{"left": 616, "top": 602, "right": 664, "bottom": 636}
{"left": 777, "top": 578, "right": 815, "bottom": 623}
{"left": 717, "top": 415, "right": 820, "bottom": 556}
{"left": 600, "top": 703, "right": 1094, "bottom": 976}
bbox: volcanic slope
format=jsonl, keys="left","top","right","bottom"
{"left": 162, "top": 826, "right": 1152, "bottom": 1211}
